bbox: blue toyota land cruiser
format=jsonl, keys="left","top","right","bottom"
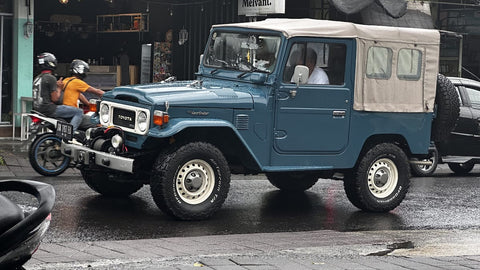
{"left": 61, "top": 19, "right": 458, "bottom": 220}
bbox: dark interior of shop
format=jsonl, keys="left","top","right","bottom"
{"left": 34, "top": 0, "right": 320, "bottom": 82}
{"left": 35, "top": 0, "right": 176, "bottom": 67}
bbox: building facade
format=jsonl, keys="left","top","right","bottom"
{"left": 1, "top": 0, "right": 479, "bottom": 137}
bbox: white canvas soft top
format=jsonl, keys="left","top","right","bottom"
{"left": 212, "top": 19, "right": 441, "bottom": 113}
{"left": 212, "top": 18, "right": 439, "bottom": 45}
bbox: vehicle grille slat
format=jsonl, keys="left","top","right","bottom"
{"left": 235, "top": 114, "right": 249, "bottom": 130}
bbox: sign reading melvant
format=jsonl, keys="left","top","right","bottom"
{"left": 238, "top": 0, "right": 285, "bottom": 16}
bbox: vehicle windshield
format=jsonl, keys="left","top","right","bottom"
{"left": 204, "top": 31, "right": 281, "bottom": 73}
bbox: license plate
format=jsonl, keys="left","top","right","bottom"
{"left": 56, "top": 121, "right": 73, "bottom": 141}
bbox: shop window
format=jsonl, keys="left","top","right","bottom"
{"left": 397, "top": 49, "right": 422, "bottom": 80}
{"left": 366, "top": 46, "right": 392, "bottom": 79}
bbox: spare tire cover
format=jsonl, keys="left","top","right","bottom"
{"left": 431, "top": 74, "right": 460, "bottom": 142}
{"left": 329, "top": 0, "right": 374, "bottom": 14}
{"left": 377, "top": 0, "right": 407, "bottom": 18}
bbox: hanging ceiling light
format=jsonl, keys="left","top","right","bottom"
{"left": 59, "top": 0, "right": 68, "bottom": 4}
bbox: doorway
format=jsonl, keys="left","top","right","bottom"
{"left": 0, "top": 13, "right": 12, "bottom": 125}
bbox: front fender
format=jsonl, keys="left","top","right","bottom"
{"left": 146, "top": 118, "right": 263, "bottom": 169}
{"left": 148, "top": 118, "right": 236, "bottom": 138}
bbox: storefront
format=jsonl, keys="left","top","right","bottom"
{"left": 0, "top": 0, "right": 33, "bottom": 137}
{"left": 3, "top": 0, "right": 330, "bottom": 137}
{"left": 17, "top": 0, "right": 460, "bottom": 138}
{"left": 3, "top": 0, "right": 245, "bottom": 137}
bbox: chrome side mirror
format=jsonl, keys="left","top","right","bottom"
{"left": 292, "top": 65, "right": 309, "bottom": 85}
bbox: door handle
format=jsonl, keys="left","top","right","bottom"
{"left": 289, "top": 89, "right": 297, "bottom": 98}
{"left": 333, "top": 110, "right": 346, "bottom": 117}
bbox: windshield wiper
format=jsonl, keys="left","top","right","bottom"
{"left": 237, "top": 66, "right": 263, "bottom": 78}
{"left": 237, "top": 71, "right": 249, "bottom": 78}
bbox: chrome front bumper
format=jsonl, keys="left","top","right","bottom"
{"left": 61, "top": 142, "right": 134, "bottom": 173}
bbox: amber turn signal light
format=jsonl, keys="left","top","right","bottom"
{"left": 89, "top": 103, "right": 97, "bottom": 112}
{"left": 153, "top": 111, "right": 169, "bottom": 126}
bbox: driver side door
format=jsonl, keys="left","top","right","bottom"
{"left": 274, "top": 38, "right": 353, "bottom": 154}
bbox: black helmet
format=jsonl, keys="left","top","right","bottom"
{"left": 37, "top": 52, "right": 57, "bottom": 71}
{"left": 70, "top": 59, "right": 90, "bottom": 79}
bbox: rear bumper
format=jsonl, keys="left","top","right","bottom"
{"left": 61, "top": 142, "right": 134, "bottom": 173}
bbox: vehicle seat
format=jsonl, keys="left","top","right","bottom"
{"left": 0, "top": 195, "right": 25, "bottom": 235}
{"left": 30, "top": 110, "right": 72, "bottom": 123}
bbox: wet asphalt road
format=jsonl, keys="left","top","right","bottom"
{"left": 16, "top": 164, "right": 479, "bottom": 244}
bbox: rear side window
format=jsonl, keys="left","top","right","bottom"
{"left": 397, "top": 49, "right": 422, "bottom": 80}
{"left": 465, "top": 87, "right": 480, "bottom": 109}
{"left": 366, "top": 46, "right": 392, "bottom": 79}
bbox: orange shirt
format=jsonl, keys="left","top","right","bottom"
{"left": 62, "top": 77, "right": 90, "bottom": 108}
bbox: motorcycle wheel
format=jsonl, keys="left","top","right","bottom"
{"left": 28, "top": 133, "right": 70, "bottom": 176}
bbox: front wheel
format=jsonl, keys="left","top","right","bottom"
{"left": 150, "top": 142, "right": 231, "bottom": 220}
{"left": 447, "top": 162, "right": 475, "bottom": 175}
{"left": 344, "top": 143, "right": 410, "bottom": 212}
{"left": 28, "top": 133, "right": 70, "bottom": 176}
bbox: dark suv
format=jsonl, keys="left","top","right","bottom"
{"left": 412, "top": 77, "right": 480, "bottom": 176}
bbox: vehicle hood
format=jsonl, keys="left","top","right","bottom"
{"left": 103, "top": 81, "right": 254, "bottom": 109}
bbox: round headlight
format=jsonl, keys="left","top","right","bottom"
{"left": 111, "top": 134, "right": 123, "bottom": 148}
{"left": 100, "top": 104, "right": 109, "bottom": 124}
{"left": 137, "top": 111, "right": 148, "bottom": 132}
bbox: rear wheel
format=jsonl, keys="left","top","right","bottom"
{"left": 150, "top": 142, "right": 231, "bottom": 220}
{"left": 266, "top": 172, "right": 318, "bottom": 192}
{"left": 28, "top": 133, "right": 70, "bottom": 176}
{"left": 344, "top": 143, "right": 410, "bottom": 212}
{"left": 447, "top": 162, "right": 475, "bottom": 175}
{"left": 81, "top": 169, "right": 143, "bottom": 197}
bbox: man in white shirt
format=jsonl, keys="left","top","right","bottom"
{"left": 305, "top": 48, "right": 329, "bottom": 84}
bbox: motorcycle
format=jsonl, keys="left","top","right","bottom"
{"left": 27, "top": 112, "right": 72, "bottom": 176}
{"left": 28, "top": 108, "right": 96, "bottom": 176}
{"left": 0, "top": 179, "right": 55, "bottom": 269}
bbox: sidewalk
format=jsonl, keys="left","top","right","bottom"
{"left": 1, "top": 139, "right": 480, "bottom": 270}
{"left": 0, "top": 138, "right": 80, "bottom": 178}
{"left": 25, "top": 229, "right": 480, "bottom": 270}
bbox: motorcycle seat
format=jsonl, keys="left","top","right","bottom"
{"left": 0, "top": 195, "right": 25, "bottom": 235}
{"left": 30, "top": 110, "right": 72, "bottom": 123}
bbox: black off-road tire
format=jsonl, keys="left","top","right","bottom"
{"left": 431, "top": 74, "right": 460, "bottom": 142}
{"left": 28, "top": 133, "right": 70, "bottom": 176}
{"left": 411, "top": 147, "right": 439, "bottom": 177}
{"left": 447, "top": 162, "right": 475, "bottom": 175}
{"left": 266, "top": 172, "right": 318, "bottom": 192}
{"left": 81, "top": 169, "right": 143, "bottom": 197}
{"left": 344, "top": 143, "right": 410, "bottom": 212}
{"left": 150, "top": 142, "right": 231, "bottom": 220}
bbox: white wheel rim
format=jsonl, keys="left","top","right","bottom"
{"left": 176, "top": 159, "right": 215, "bottom": 204}
{"left": 367, "top": 158, "right": 398, "bottom": 199}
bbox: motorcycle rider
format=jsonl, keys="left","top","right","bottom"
{"left": 62, "top": 59, "right": 105, "bottom": 129}
{"left": 32, "top": 52, "right": 84, "bottom": 131}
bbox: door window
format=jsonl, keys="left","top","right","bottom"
{"left": 283, "top": 42, "right": 346, "bottom": 85}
